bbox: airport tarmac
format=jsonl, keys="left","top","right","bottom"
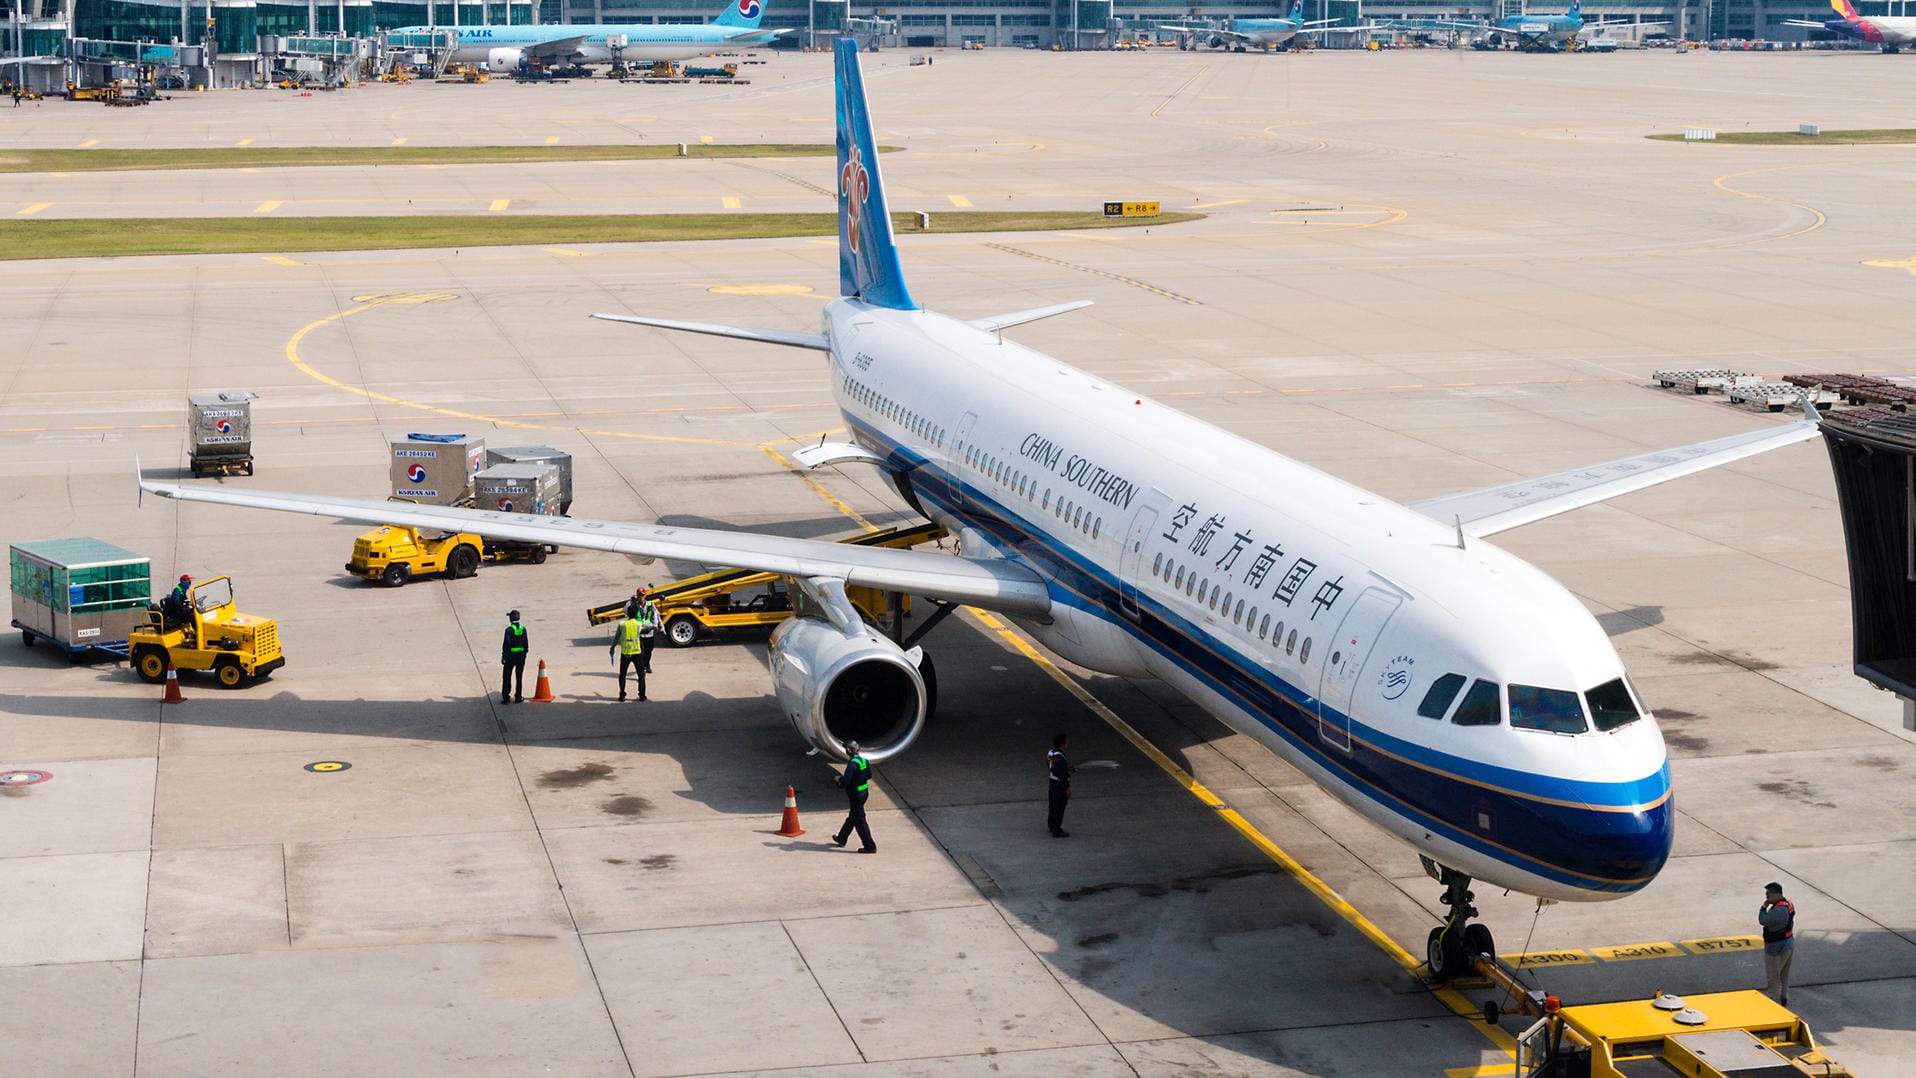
{"left": 2, "top": 48, "right": 1915, "bottom": 1076}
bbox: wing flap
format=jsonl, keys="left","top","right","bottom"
{"left": 137, "top": 474, "right": 1052, "bottom": 617}
{"left": 1409, "top": 417, "right": 1821, "bottom": 538}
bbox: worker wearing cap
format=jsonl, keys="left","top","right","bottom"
{"left": 500, "top": 610, "right": 529, "bottom": 704}
{"left": 162, "top": 574, "right": 194, "bottom": 637}
{"left": 1759, "top": 881, "right": 1795, "bottom": 1006}
{"left": 831, "top": 740, "right": 876, "bottom": 853}
{"left": 1048, "top": 733, "right": 1074, "bottom": 838}
{"left": 609, "top": 610, "right": 646, "bottom": 702}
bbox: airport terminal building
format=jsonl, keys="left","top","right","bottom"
{"left": 0, "top": 0, "right": 1876, "bottom": 90}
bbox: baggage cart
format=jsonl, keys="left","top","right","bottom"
{"left": 9, "top": 537, "right": 151, "bottom": 658}
{"left": 188, "top": 391, "right": 257, "bottom": 477}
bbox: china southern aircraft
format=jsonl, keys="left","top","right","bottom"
{"left": 1159, "top": 0, "right": 1340, "bottom": 51}
{"left": 1786, "top": 0, "right": 1916, "bottom": 51}
{"left": 394, "top": 0, "right": 789, "bottom": 71}
{"left": 138, "top": 39, "right": 1822, "bottom": 979}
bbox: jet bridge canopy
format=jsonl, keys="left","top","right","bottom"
{"left": 1819, "top": 406, "right": 1916, "bottom": 730}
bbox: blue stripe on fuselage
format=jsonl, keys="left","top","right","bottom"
{"left": 841, "top": 408, "right": 1671, "bottom": 892}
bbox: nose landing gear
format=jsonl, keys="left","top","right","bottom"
{"left": 1424, "top": 859, "right": 1495, "bottom": 982}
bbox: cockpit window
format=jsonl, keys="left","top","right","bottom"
{"left": 1451, "top": 680, "right": 1502, "bottom": 726}
{"left": 1509, "top": 684, "right": 1587, "bottom": 734}
{"left": 1586, "top": 678, "right": 1642, "bottom": 732}
{"left": 1417, "top": 673, "right": 1467, "bottom": 720}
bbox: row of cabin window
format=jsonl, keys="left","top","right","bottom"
{"left": 1149, "top": 550, "right": 1313, "bottom": 666}
{"left": 845, "top": 376, "right": 945, "bottom": 447}
{"left": 962, "top": 444, "right": 1103, "bottom": 539}
{"left": 1413, "top": 673, "right": 1643, "bottom": 735}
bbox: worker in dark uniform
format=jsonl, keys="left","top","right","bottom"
{"left": 610, "top": 609, "right": 646, "bottom": 701}
{"left": 1048, "top": 733, "right": 1073, "bottom": 838}
{"left": 1759, "top": 881, "right": 1796, "bottom": 1006}
{"left": 831, "top": 740, "right": 876, "bottom": 853}
{"left": 500, "top": 610, "right": 528, "bottom": 704}
{"left": 161, "top": 574, "right": 194, "bottom": 638}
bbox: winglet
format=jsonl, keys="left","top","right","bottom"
{"left": 835, "top": 40, "right": 917, "bottom": 311}
{"left": 135, "top": 455, "right": 143, "bottom": 508}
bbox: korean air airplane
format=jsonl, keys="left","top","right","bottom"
{"left": 138, "top": 40, "right": 1824, "bottom": 979}
{"left": 1786, "top": 0, "right": 1916, "bottom": 51}
{"left": 394, "top": 0, "right": 790, "bottom": 71}
{"left": 1158, "top": 0, "right": 1339, "bottom": 51}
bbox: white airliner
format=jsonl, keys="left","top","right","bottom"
{"left": 138, "top": 39, "right": 1822, "bottom": 977}
{"left": 393, "top": 0, "right": 789, "bottom": 72}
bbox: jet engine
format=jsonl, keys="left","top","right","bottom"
{"left": 1207, "top": 33, "right": 1227, "bottom": 48}
{"left": 486, "top": 48, "right": 524, "bottom": 72}
{"left": 770, "top": 612, "right": 929, "bottom": 763}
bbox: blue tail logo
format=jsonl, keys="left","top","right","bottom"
{"left": 834, "top": 39, "right": 916, "bottom": 311}
{"left": 1567, "top": 0, "right": 1580, "bottom": 16}
{"left": 713, "top": 0, "right": 764, "bottom": 30}
{"left": 1289, "top": 0, "right": 1304, "bottom": 20}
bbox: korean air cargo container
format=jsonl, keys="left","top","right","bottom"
{"left": 389, "top": 433, "right": 485, "bottom": 506}
{"left": 474, "top": 463, "right": 561, "bottom": 517}
{"left": 188, "top": 391, "right": 256, "bottom": 477}
{"left": 485, "top": 445, "right": 574, "bottom": 514}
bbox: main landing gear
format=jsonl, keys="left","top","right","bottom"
{"left": 1424, "top": 860, "right": 1495, "bottom": 982}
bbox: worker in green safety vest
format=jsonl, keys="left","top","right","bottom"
{"left": 500, "top": 609, "right": 528, "bottom": 704}
{"left": 608, "top": 609, "right": 648, "bottom": 702}
{"left": 831, "top": 740, "right": 876, "bottom": 853}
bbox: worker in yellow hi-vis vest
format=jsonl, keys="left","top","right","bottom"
{"left": 609, "top": 609, "right": 648, "bottom": 702}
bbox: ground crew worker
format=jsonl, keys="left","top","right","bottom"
{"left": 831, "top": 740, "right": 876, "bottom": 853}
{"left": 623, "top": 587, "right": 661, "bottom": 672}
{"left": 162, "top": 574, "right": 193, "bottom": 636}
{"left": 610, "top": 610, "right": 646, "bottom": 701}
{"left": 499, "top": 610, "right": 528, "bottom": 704}
{"left": 1760, "top": 881, "right": 1795, "bottom": 1005}
{"left": 1048, "top": 733, "right": 1073, "bottom": 838}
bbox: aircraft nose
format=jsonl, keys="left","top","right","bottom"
{"left": 1553, "top": 779, "right": 1674, "bottom": 895}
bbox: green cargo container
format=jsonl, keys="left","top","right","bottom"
{"left": 10, "top": 538, "right": 151, "bottom": 654}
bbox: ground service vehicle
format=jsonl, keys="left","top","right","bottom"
{"left": 1512, "top": 989, "right": 1855, "bottom": 1077}
{"left": 128, "top": 575, "right": 284, "bottom": 688}
{"left": 587, "top": 524, "right": 944, "bottom": 645}
{"left": 347, "top": 524, "right": 486, "bottom": 585}
{"left": 10, "top": 537, "right": 150, "bottom": 658}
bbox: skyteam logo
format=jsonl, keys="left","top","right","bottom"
{"left": 497, "top": 496, "right": 515, "bottom": 512}
{"left": 1377, "top": 654, "right": 1415, "bottom": 701}
{"left": 840, "top": 145, "right": 870, "bottom": 254}
{"left": 215, "top": 419, "right": 232, "bottom": 435}
{"left": 737, "top": 0, "right": 761, "bottom": 17}
{"left": 406, "top": 464, "right": 428, "bottom": 484}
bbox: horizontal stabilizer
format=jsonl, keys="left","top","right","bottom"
{"left": 591, "top": 313, "right": 829, "bottom": 351}
{"left": 967, "top": 301, "right": 1093, "bottom": 334}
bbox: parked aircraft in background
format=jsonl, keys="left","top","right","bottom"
{"left": 1786, "top": 0, "right": 1916, "bottom": 51}
{"left": 139, "top": 38, "right": 1823, "bottom": 979}
{"left": 1160, "top": 0, "right": 1341, "bottom": 50}
{"left": 1386, "top": 0, "right": 1664, "bottom": 50}
{"left": 394, "top": 0, "right": 789, "bottom": 71}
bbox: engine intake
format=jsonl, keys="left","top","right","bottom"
{"left": 770, "top": 614, "right": 927, "bottom": 762}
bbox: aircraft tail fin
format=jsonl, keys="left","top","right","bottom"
{"left": 712, "top": 0, "right": 766, "bottom": 30}
{"left": 835, "top": 39, "right": 917, "bottom": 311}
{"left": 1289, "top": 0, "right": 1304, "bottom": 20}
{"left": 1567, "top": 0, "right": 1580, "bottom": 16}
{"left": 1830, "top": 0, "right": 1861, "bottom": 17}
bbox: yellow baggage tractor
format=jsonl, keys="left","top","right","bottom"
{"left": 587, "top": 523, "right": 946, "bottom": 646}
{"left": 127, "top": 575, "right": 284, "bottom": 689}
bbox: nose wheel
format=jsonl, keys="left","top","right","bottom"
{"left": 1425, "top": 866, "right": 1495, "bottom": 982}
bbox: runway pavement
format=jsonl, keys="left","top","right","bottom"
{"left": 2, "top": 47, "right": 1914, "bottom": 1076}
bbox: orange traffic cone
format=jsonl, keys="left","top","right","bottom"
{"left": 775, "top": 785, "right": 805, "bottom": 837}
{"left": 162, "top": 663, "right": 186, "bottom": 704}
{"left": 530, "top": 660, "right": 555, "bottom": 703}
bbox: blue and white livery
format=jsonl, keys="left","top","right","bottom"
{"left": 395, "top": 0, "right": 789, "bottom": 71}
{"left": 138, "top": 38, "right": 1821, "bottom": 976}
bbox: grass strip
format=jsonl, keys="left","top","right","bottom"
{"left": 0, "top": 144, "right": 860, "bottom": 174}
{"left": 0, "top": 211, "right": 1202, "bottom": 260}
{"left": 1649, "top": 129, "right": 1916, "bottom": 145}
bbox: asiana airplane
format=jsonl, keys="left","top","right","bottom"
{"left": 138, "top": 39, "right": 1824, "bottom": 979}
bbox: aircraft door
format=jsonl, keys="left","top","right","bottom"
{"left": 1316, "top": 587, "right": 1402, "bottom": 753}
{"left": 1117, "top": 489, "right": 1171, "bottom": 622}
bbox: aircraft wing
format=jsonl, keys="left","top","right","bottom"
{"left": 136, "top": 470, "right": 1053, "bottom": 617}
{"left": 521, "top": 34, "right": 591, "bottom": 61}
{"left": 1408, "top": 414, "right": 1820, "bottom": 539}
